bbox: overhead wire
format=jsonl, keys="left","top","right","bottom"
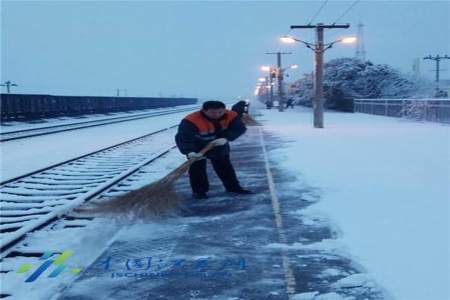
{"left": 332, "top": 0, "right": 361, "bottom": 25}
{"left": 308, "top": 0, "right": 329, "bottom": 25}
{"left": 323, "top": 0, "right": 362, "bottom": 44}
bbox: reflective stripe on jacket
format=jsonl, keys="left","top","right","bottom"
{"left": 175, "top": 109, "right": 246, "bottom": 158}
{"left": 184, "top": 110, "right": 238, "bottom": 142}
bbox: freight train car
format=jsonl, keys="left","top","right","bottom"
{"left": 0, "top": 94, "right": 197, "bottom": 121}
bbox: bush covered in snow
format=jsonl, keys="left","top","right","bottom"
{"left": 400, "top": 100, "right": 428, "bottom": 121}
{"left": 288, "top": 58, "right": 435, "bottom": 111}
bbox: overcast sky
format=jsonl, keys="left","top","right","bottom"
{"left": 1, "top": 0, "right": 449, "bottom": 100}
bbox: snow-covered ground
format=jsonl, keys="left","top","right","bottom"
{"left": 259, "top": 106, "right": 449, "bottom": 300}
{"left": 0, "top": 106, "right": 199, "bottom": 181}
{"left": 2, "top": 103, "right": 448, "bottom": 299}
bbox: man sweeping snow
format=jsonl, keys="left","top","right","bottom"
{"left": 175, "top": 100, "right": 251, "bottom": 199}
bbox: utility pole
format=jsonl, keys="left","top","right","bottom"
{"left": 423, "top": 55, "right": 450, "bottom": 96}
{"left": 355, "top": 23, "right": 366, "bottom": 61}
{"left": 266, "top": 52, "right": 291, "bottom": 111}
{"left": 263, "top": 75, "right": 273, "bottom": 109}
{"left": 268, "top": 73, "right": 274, "bottom": 107}
{"left": 0, "top": 81, "right": 18, "bottom": 94}
{"left": 115, "top": 88, "right": 128, "bottom": 97}
{"left": 290, "top": 23, "right": 350, "bottom": 128}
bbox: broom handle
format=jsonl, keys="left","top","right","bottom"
{"left": 197, "top": 141, "right": 217, "bottom": 156}
{"left": 159, "top": 141, "right": 217, "bottom": 183}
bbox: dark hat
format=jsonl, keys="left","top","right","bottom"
{"left": 202, "top": 100, "right": 226, "bottom": 110}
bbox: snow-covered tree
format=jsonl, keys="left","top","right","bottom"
{"left": 289, "top": 58, "right": 435, "bottom": 110}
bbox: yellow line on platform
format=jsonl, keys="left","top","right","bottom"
{"left": 258, "top": 128, "right": 297, "bottom": 298}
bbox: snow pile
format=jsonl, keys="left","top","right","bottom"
{"left": 292, "top": 291, "right": 348, "bottom": 300}
{"left": 264, "top": 239, "right": 342, "bottom": 253}
{"left": 332, "top": 273, "right": 375, "bottom": 289}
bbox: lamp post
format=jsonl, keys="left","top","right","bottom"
{"left": 281, "top": 32, "right": 356, "bottom": 128}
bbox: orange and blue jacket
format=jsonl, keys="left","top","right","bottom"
{"left": 175, "top": 109, "right": 246, "bottom": 158}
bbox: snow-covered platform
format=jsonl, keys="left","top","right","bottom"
{"left": 55, "top": 126, "right": 386, "bottom": 300}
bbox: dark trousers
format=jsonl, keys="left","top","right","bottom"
{"left": 188, "top": 155, "right": 241, "bottom": 194}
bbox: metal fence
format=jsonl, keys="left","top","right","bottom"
{"left": 353, "top": 98, "right": 450, "bottom": 124}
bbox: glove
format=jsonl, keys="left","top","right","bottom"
{"left": 187, "top": 152, "right": 204, "bottom": 160}
{"left": 213, "top": 138, "right": 228, "bottom": 146}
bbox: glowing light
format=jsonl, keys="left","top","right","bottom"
{"left": 280, "top": 36, "right": 296, "bottom": 44}
{"left": 341, "top": 36, "right": 357, "bottom": 44}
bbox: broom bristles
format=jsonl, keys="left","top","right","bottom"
{"left": 101, "top": 181, "right": 180, "bottom": 217}
{"left": 76, "top": 166, "right": 187, "bottom": 218}
{"left": 75, "top": 143, "right": 216, "bottom": 219}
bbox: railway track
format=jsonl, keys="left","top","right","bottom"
{"left": 0, "top": 125, "right": 182, "bottom": 258}
{"left": 0, "top": 106, "right": 195, "bottom": 142}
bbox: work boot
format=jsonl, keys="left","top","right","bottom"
{"left": 192, "top": 192, "right": 208, "bottom": 199}
{"left": 226, "top": 188, "right": 252, "bottom": 194}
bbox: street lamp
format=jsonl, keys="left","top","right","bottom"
{"left": 281, "top": 64, "right": 299, "bottom": 72}
{"left": 281, "top": 35, "right": 356, "bottom": 50}
{"left": 281, "top": 34, "right": 356, "bottom": 128}
{"left": 340, "top": 36, "right": 357, "bottom": 44}
{"left": 280, "top": 36, "right": 296, "bottom": 44}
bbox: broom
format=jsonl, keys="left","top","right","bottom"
{"left": 75, "top": 141, "right": 217, "bottom": 218}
